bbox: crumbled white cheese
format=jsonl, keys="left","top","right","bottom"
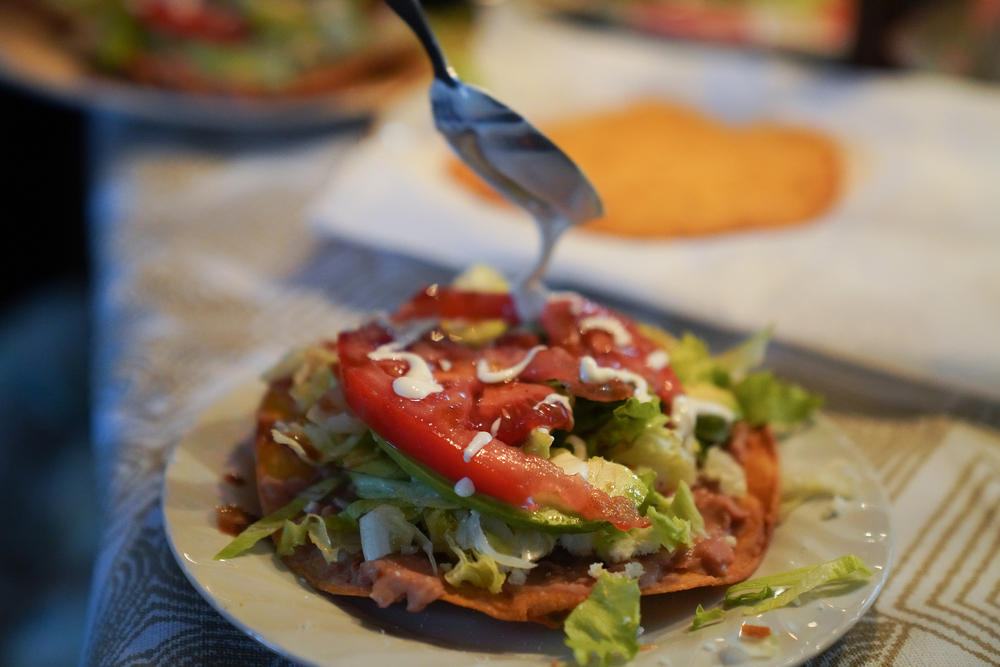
{"left": 623, "top": 561, "right": 646, "bottom": 579}
{"left": 507, "top": 568, "right": 528, "bottom": 586}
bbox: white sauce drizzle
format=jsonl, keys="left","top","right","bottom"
{"left": 368, "top": 345, "right": 443, "bottom": 400}
{"left": 532, "top": 393, "right": 572, "bottom": 414}
{"left": 454, "top": 477, "right": 475, "bottom": 497}
{"left": 438, "top": 359, "right": 452, "bottom": 371}
{"left": 476, "top": 345, "right": 546, "bottom": 384}
{"left": 512, "top": 282, "right": 551, "bottom": 323}
{"left": 645, "top": 349, "right": 670, "bottom": 371}
{"left": 547, "top": 290, "right": 587, "bottom": 316}
{"left": 670, "top": 395, "right": 736, "bottom": 442}
{"left": 564, "top": 434, "right": 588, "bottom": 460}
{"left": 579, "top": 355, "right": 652, "bottom": 402}
{"left": 489, "top": 417, "right": 502, "bottom": 437}
{"left": 579, "top": 316, "right": 632, "bottom": 346}
{"left": 374, "top": 316, "right": 437, "bottom": 349}
{"left": 463, "top": 432, "right": 493, "bottom": 462}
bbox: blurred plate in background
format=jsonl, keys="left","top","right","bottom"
{"left": 0, "top": 1, "right": 428, "bottom": 129}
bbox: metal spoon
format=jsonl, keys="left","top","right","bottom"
{"left": 384, "top": 0, "right": 603, "bottom": 285}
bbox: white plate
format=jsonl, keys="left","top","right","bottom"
{"left": 163, "top": 382, "right": 892, "bottom": 666}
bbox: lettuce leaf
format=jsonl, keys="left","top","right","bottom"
{"left": 213, "top": 476, "right": 344, "bottom": 559}
{"left": 357, "top": 504, "right": 434, "bottom": 566}
{"left": 607, "top": 426, "right": 696, "bottom": 493}
{"left": 597, "top": 481, "right": 703, "bottom": 561}
{"left": 733, "top": 371, "right": 823, "bottom": 428}
{"left": 689, "top": 604, "right": 726, "bottom": 630}
{"left": 276, "top": 513, "right": 358, "bottom": 563}
{"left": 348, "top": 472, "right": 460, "bottom": 509}
{"left": 668, "top": 481, "right": 705, "bottom": 536}
{"left": 645, "top": 506, "right": 691, "bottom": 552}
{"left": 595, "top": 398, "right": 669, "bottom": 447}
{"left": 713, "top": 327, "right": 771, "bottom": 382}
{"left": 564, "top": 572, "right": 641, "bottom": 666}
{"left": 725, "top": 554, "right": 872, "bottom": 614}
{"left": 443, "top": 539, "right": 507, "bottom": 594}
{"left": 668, "top": 333, "right": 720, "bottom": 386}
{"left": 688, "top": 555, "right": 871, "bottom": 631}
{"left": 670, "top": 329, "right": 770, "bottom": 387}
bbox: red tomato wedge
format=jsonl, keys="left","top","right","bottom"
{"left": 539, "top": 298, "right": 684, "bottom": 406}
{"left": 336, "top": 288, "right": 687, "bottom": 530}
{"left": 394, "top": 286, "right": 521, "bottom": 323}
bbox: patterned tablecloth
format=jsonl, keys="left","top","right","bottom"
{"left": 80, "top": 117, "right": 1000, "bottom": 666}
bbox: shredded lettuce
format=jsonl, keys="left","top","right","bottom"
{"left": 714, "top": 327, "right": 772, "bottom": 382}
{"left": 667, "top": 481, "right": 705, "bottom": 536}
{"left": 348, "top": 472, "right": 460, "bottom": 509}
{"left": 645, "top": 507, "right": 692, "bottom": 552}
{"left": 669, "top": 329, "right": 769, "bottom": 387}
{"left": 590, "top": 398, "right": 668, "bottom": 450}
{"left": 358, "top": 504, "right": 435, "bottom": 568}
{"left": 640, "top": 327, "right": 820, "bottom": 433}
{"left": 453, "top": 511, "right": 555, "bottom": 570}
{"left": 443, "top": 538, "right": 507, "bottom": 594}
{"left": 286, "top": 346, "right": 340, "bottom": 411}
{"left": 690, "top": 604, "right": 726, "bottom": 630}
{"left": 668, "top": 333, "right": 722, "bottom": 387}
{"left": 610, "top": 426, "right": 697, "bottom": 494}
{"left": 596, "top": 482, "right": 702, "bottom": 562}
{"left": 725, "top": 554, "right": 872, "bottom": 614}
{"left": 701, "top": 447, "right": 748, "bottom": 497}
{"left": 422, "top": 508, "right": 458, "bottom": 552}
{"left": 733, "top": 371, "right": 823, "bottom": 428}
{"left": 213, "top": 476, "right": 344, "bottom": 559}
{"left": 276, "top": 513, "right": 358, "bottom": 563}
{"left": 564, "top": 572, "right": 641, "bottom": 666}
{"left": 340, "top": 498, "right": 418, "bottom": 522}
{"left": 726, "top": 586, "right": 774, "bottom": 607}
{"left": 689, "top": 554, "right": 873, "bottom": 630}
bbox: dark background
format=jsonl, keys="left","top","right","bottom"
{"left": 0, "top": 86, "right": 94, "bottom": 666}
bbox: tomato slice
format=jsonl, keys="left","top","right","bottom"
{"left": 539, "top": 297, "right": 684, "bottom": 407}
{"left": 473, "top": 383, "right": 573, "bottom": 444}
{"left": 337, "top": 324, "right": 648, "bottom": 530}
{"left": 394, "top": 286, "right": 520, "bottom": 323}
{"left": 336, "top": 288, "right": 687, "bottom": 530}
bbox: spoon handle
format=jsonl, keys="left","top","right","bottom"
{"left": 384, "top": 0, "right": 457, "bottom": 85}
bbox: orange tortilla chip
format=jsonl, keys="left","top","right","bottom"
{"left": 254, "top": 383, "right": 781, "bottom": 626}
{"left": 448, "top": 99, "right": 841, "bottom": 238}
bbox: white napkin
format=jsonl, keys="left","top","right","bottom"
{"left": 311, "top": 6, "right": 1000, "bottom": 400}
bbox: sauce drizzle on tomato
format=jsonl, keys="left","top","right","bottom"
{"left": 336, "top": 287, "right": 686, "bottom": 530}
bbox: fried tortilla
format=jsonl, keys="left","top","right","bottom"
{"left": 449, "top": 99, "right": 841, "bottom": 239}
{"left": 255, "top": 382, "right": 780, "bottom": 627}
